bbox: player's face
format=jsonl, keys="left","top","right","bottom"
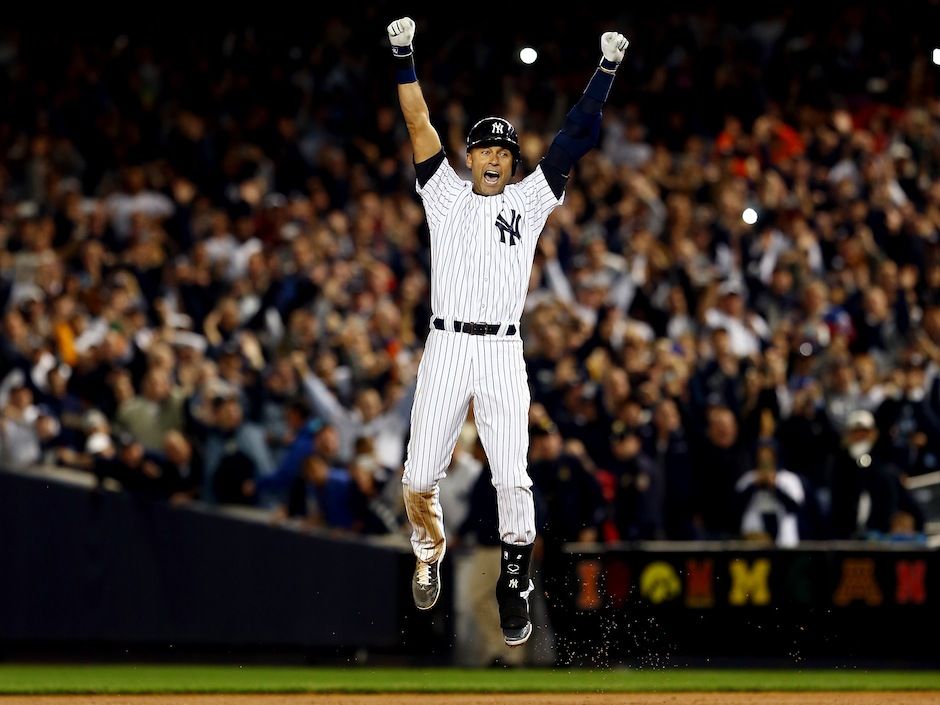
{"left": 467, "top": 145, "right": 513, "bottom": 195}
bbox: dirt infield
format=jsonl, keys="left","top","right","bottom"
{"left": 2, "top": 694, "right": 939, "bottom": 705}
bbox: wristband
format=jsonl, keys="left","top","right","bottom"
{"left": 395, "top": 54, "right": 417, "bottom": 84}
{"left": 598, "top": 58, "right": 619, "bottom": 75}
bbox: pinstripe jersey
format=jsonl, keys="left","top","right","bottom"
{"left": 416, "top": 158, "right": 564, "bottom": 325}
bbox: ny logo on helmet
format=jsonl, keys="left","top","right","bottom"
{"left": 495, "top": 209, "right": 521, "bottom": 246}
{"left": 492, "top": 122, "right": 504, "bottom": 134}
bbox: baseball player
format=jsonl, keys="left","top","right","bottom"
{"left": 387, "top": 16, "right": 628, "bottom": 647}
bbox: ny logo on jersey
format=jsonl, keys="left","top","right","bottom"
{"left": 495, "top": 209, "right": 522, "bottom": 246}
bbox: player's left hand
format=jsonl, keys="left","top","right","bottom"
{"left": 601, "top": 32, "right": 629, "bottom": 64}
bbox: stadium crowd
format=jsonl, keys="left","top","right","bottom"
{"left": 0, "top": 6, "right": 938, "bottom": 548}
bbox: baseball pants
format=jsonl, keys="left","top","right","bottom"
{"left": 403, "top": 327, "right": 535, "bottom": 563}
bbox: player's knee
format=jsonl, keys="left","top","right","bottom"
{"left": 402, "top": 472, "right": 438, "bottom": 495}
{"left": 493, "top": 478, "right": 533, "bottom": 497}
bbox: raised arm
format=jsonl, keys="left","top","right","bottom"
{"left": 541, "top": 32, "right": 629, "bottom": 198}
{"left": 387, "top": 17, "right": 442, "bottom": 163}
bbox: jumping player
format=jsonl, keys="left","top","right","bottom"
{"left": 387, "top": 16, "right": 628, "bottom": 647}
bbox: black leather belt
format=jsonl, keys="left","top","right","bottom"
{"left": 433, "top": 318, "right": 517, "bottom": 336}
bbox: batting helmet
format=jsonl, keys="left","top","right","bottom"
{"left": 466, "top": 117, "right": 521, "bottom": 175}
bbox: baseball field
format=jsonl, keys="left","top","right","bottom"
{"left": 0, "top": 666, "right": 938, "bottom": 704}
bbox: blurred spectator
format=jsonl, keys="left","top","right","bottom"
{"left": 160, "top": 430, "right": 204, "bottom": 503}
{"left": 735, "top": 440, "right": 806, "bottom": 547}
{"left": 830, "top": 410, "right": 925, "bottom": 539}
{"left": 605, "top": 421, "right": 663, "bottom": 540}
{"left": 115, "top": 367, "right": 187, "bottom": 451}
{"left": 692, "top": 406, "right": 752, "bottom": 538}
{"left": 203, "top": 396, "right": 272, "bottom": 505}
{"left": 256, "top": 398, "right": 321, "bottom": 499}
{"left": 646, "top": 398, "right": 696, "bottom": 540}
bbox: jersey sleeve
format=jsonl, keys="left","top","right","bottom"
{"left": 415, "top": 151, "right": 465, "bottom": 231}
{"left": 517, "top": 165, "right": 565, "bottom": 235}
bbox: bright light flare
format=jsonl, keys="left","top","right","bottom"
{"left": 520, "top": 47, "right": 538, "bottom": 65}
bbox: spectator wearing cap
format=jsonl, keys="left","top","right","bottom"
{"left": 703, "top": 279, "right": 770, "bottom": 358}
{"left": 830, "top": 409, "right": 924, "bottom": 539}
{"left": 876, "top": 353, "right": 940, "bottom": 476}
{"left": 735, "top": 440, "right": 806, "bottom": 547}
{"left": 605, "top": 420, "right": 663, "bottom": 541}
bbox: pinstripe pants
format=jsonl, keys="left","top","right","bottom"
{"left": 402, "top": 328, "right": 534, "bottom": 563}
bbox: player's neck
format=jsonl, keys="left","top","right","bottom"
{"left": 471, "top": 186, "right": 505, "bottom": 197}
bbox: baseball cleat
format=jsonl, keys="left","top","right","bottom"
{"left": 412, "top": 557, "right": 442, "bottom": 610}
{"left": 502, "top": 621, "right": 533, "bottom": 647}
{"left": 498, "top": 577, "right": 534, "bottom": 647}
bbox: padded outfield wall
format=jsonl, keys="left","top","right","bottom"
{"left": 0, "top": 468, "right": 935, "bottom": 665}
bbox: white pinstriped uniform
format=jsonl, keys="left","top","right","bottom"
{"left": 402, "top": 156, "right": 563, "bottom": 563}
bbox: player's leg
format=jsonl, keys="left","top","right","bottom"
{"left": 402, "top": 329, "right": 473, "bottom": 608}
{"left": 472, "top": 336, "right": 536, "bottom": 646}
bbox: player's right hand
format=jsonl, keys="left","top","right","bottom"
{"left": 387, "top": 17, "right": 416, "bottom": 47}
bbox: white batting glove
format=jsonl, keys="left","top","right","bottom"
{"left": 387, "top": 17, "right": 416, "bottom": 57}
{"left": 601, "top": 32, "right": 629, "bottom": 65}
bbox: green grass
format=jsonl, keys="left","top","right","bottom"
{"left": 0, "top": 666, "right": 937, "bottom": 694}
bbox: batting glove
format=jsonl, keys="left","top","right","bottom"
{"left": 387, "top": 17, "right": 416, "bottom": 57}
{"left": 601, "top": 32, "right": 629, "bottom": 65}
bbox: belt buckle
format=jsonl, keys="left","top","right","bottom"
{"left": 468, "top": 322, "right": 486, "bottom": 335}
